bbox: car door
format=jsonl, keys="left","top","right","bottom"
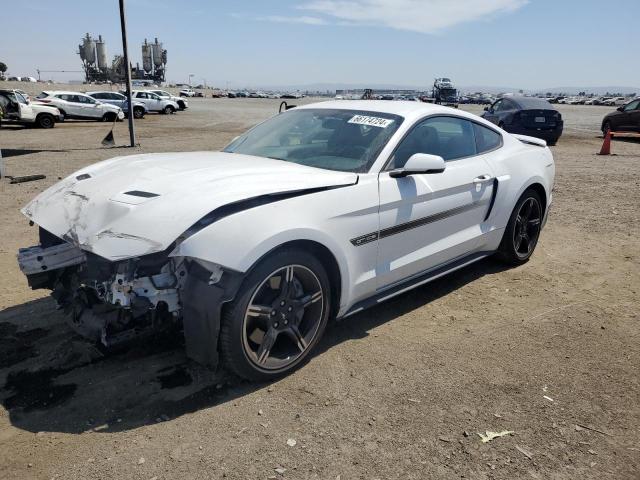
{"left": 376, "top": 116, "right": 497, "bottom": 289}
{"left": 14, "top": 92, "right": 35, "bottom": 121}
{"left": 58, "top": 94, "right": 83, "bottom": 118}
{"left": 483, "top": 100, "right": 503, "bottom": 125}
{"left": 133, "top": 92, "right": 149, "bottom": 109}
{"left": 147, "top": 92, "right": 163, "bottom": 110}
{"left": 620, "top": 99, "right": 640, "bottom": 131}
{"left": 79, "top": 94, "right": 104, "bottom": 118}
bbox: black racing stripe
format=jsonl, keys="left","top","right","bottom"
{"left": 350, "top": 199, "right": 489, "bottom": 247}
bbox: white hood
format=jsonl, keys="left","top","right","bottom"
{"left": 22, "top": 152, "right": 357, "bottom": 260}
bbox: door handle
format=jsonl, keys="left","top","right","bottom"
{"left": 473, "top": 174, "right": 493, "bottom": 183}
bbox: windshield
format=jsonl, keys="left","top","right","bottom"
{"left": 223, "top": 108, "right": 403, "bottom": 173}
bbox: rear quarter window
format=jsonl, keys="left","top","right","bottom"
{"left": 473, "top": 123, "right": 502, "bottom": 153}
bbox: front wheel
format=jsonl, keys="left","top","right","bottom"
{"left": 163, "top": 105, "right": 175, "bottom": 114}
{"left": 133, "top": 107, "right": 145, "bottom": 119}
{"left": 102, "top": 112, "right": 117, "bottom": 122}
{"left": 495, "top": 189, "right": 543, "bottom": 265}
{"left": 220, "top": 249, "right": 331, "bottom": 381}
{"left": 602, "top": 121, "right": 611, "bottom": 136}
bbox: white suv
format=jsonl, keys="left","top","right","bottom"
{"left": 0, "top": 89, "right": 61, "bottom": 128}
{"left": 149, "top": 90, "right": 188, "bottom": 110}
{"left": 179, "top": 88, "right": 196, "bottom": 97}
{"left": 35, "top": 91, "right": 124, "bottom": 122}
{"left": 130, "top": 90, "right": 179, "bottom": 114}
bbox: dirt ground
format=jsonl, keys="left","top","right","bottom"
{"left": 0, "top": 94, "right": 639, "bottom": 480}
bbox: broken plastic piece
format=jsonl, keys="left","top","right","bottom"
{"left": 478, "top": 430, "right": 515, "bottom": 443}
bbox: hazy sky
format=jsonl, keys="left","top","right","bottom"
{"left": 2, "top": 0, "right": 638, "bottom": 89}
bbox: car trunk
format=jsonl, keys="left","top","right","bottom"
{"left": 519, "top": 109, "right": 560, "bottom": 130}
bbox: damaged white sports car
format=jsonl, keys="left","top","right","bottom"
{"left": 18, "top": 101, "right": 554, "bottom": 380}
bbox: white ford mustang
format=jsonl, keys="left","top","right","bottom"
{"left": 17, "top": 101, "right": 554, "bottom": 380}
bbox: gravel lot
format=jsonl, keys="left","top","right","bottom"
{"left": 1, "top": 91, "right": 639, "bottom": 480}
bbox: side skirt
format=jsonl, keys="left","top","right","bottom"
{"left": 340, "top": 251, "right": 490, "bottom": 319}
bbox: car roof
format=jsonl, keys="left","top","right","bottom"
{"left": 509, "top": 96, "right": 554, "bottom": 109}
{"left": 42, "top": 91, "right": 92, "bottom": 96}
{"left": 86, "top": 90, "right": 123, "bottom": 95}
{"left": 296, "top": 100, "right": 480, "bottom": 123}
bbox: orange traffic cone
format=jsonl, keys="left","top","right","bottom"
{"left": 598, "top": 129, "right": 612, "bottom": 155}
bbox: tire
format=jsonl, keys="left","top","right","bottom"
{"left": 162, "top": 105, "right": 175, "bottom": 114}
{"left": 102, "top": 112, "right": 116, "bottom": 122}
{"left": 602, "top": 121, "right": 611, "bottom": 136}
{"left": 495, "top": 189, "right": 544, "bottom": 266}
{"left": 220, "top": 248, "right": 331, "bottom": 381}
{"left": 36, "top": 113, "right": 55, "bottom": 128}
{"left": 132, "top": 107, "right": 145, "bottom": 119}
{"left": 178, "top": 101, "right": 186, "bottom": 111}
{"left": 58, "top": 110, "right": 66, "bottom": 122}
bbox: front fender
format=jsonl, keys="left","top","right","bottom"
{"left": 173, "top": 218, "right": 352, "bottom": 311}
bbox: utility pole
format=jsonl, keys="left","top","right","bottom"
{"left": 119, "top": 0, "right": 136, "bottom": 147}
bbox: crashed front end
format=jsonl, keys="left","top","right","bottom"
{"left": 17, "top": 226, "right": 241, "bottom": 368}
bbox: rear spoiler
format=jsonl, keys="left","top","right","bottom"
{"left": 513, "top": 134, "right": 547, "bottom": 147}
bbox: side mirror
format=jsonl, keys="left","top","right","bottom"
{"left": 389, "top": 153, "right": 446, "bottom": 178}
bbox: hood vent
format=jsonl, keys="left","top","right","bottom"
{"left": 124, "top": 190, "right": 160, "bottom": 198}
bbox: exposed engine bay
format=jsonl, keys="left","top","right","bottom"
{"left": 17, "top": 227, "right": 240, "bottom": 368}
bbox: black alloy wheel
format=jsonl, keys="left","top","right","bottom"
{"left": 496, "top": 189, "right": 543, "bottom": 265}
{"left": 220, "top": 249, "right": 330, "bottom": 380}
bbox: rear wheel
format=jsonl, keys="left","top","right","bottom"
{"left": 178, "top": 101, "right": 186, "bottom": 111}
{"left": 495, "top": 189, "right": 543, "bottom": 265}
{"left": 132, "top": 106, "right": 145, "bottom": 119}
{"left": 220, "top": 249, "right": 331, "bottom": 381}
{"left": 36, "top": 113, "right": 55, "bottom": 128}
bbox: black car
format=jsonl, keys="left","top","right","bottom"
{"left": 482, "top": 96, "right": 563, "bottom": 145}
{"left": 601, "top": 98, "right": 640, "bottom": 134}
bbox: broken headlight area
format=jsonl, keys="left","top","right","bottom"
{"left": 17, "top": 228, "right": 187, "bottom": 348}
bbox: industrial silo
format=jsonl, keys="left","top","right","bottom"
{"left": 142, "top": 39, "right": 153, "bottom": 73}
{"left": 82, "top": 33, "right": 96, "bottom": 65}
{"left": 152, "top": 38, "right": 164, "bottom": 68}
{"left": 96, "top": 35, "right": 108, "bottom": 70}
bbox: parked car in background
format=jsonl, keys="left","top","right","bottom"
{"left": 87, "top": 91, "right": 147, "bottom": 119}
{"left": 130, "top": 90, "right": 179, "bottom": 114}
{"left": 149, "top": 89, "right": 188, "bottom": 110}
{"left": 601, "top": 98, "right": 640, "bottom": 134}
{"left": 482, "top": 96, "right": 563, "bottom": 145}
{"left": 179, "top": 88, "right": 196, "bottom": 97}
{"left": 604, "top": 97, "right": 628, "bottom": 106}
{"left": 34, "top": 91, "right": 124, "bottom": 122}
{"left": 585, "top": 97, "right": 607, "bottom": 105}
{"left": 0, "top": 89, "right": 60, "bottom": 128}
{"left": 18, "top": 100, "right": 554, "bottom": 380}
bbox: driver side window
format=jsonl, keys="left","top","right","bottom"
{"left": 389, "top": 116, "right": 477, "bottom": 168}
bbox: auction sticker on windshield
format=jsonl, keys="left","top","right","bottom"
{"left": 348, "top": 115, "right": 394, "bottom": 128}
